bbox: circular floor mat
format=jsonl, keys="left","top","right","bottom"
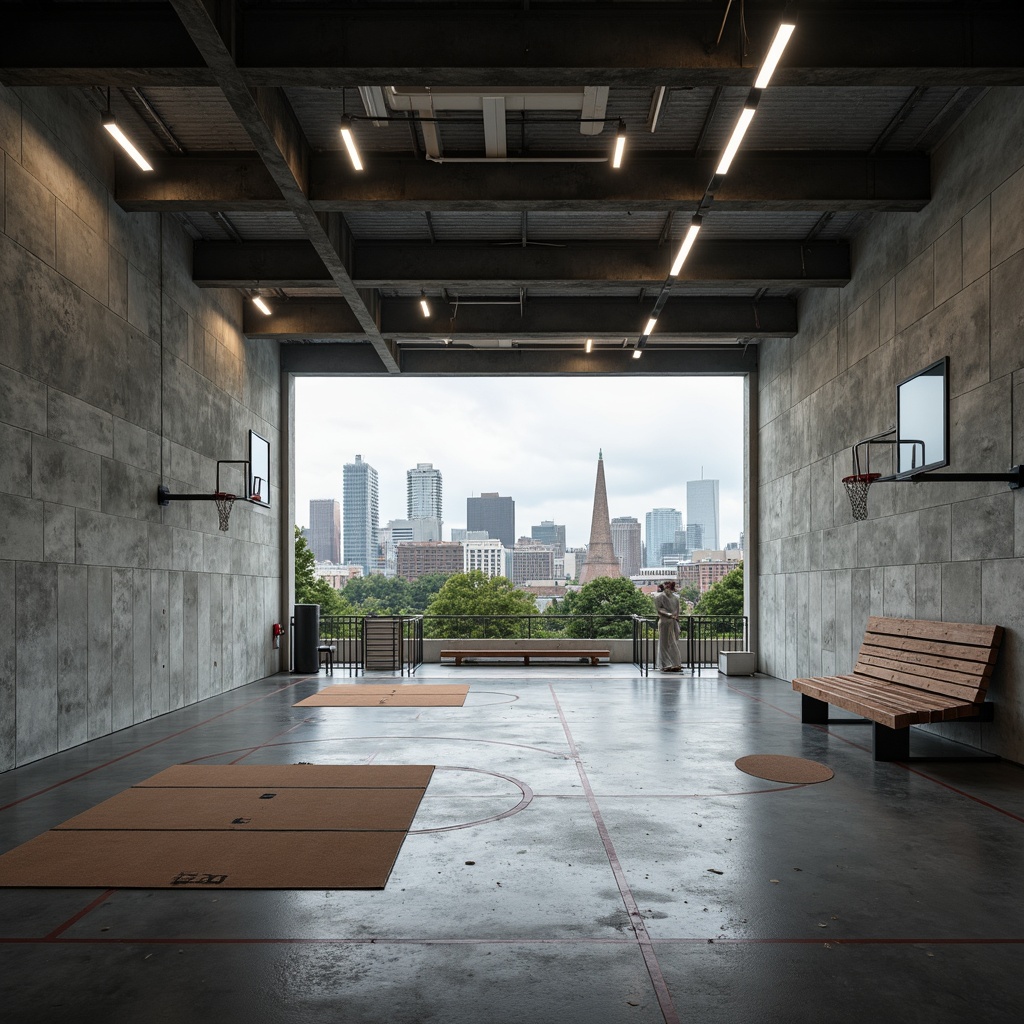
{"left": 734, "top": 754, "right": 834, "bottom": 784}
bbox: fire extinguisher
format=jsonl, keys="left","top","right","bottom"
{"left": 272, "top": 623, "right": 284, "bottom": 649}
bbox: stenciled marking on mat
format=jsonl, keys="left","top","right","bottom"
{"left": 407, "top": 765, "right": 533, "bottom": 833}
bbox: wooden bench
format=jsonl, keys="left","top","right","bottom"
{"left": 793, "top": 616, "right": 1002, "bottom": 761}
{"left": 441, "top": 649, "right": 610, "bottom": 667}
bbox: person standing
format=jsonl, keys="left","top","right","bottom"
{"left": 653, "top": 579, "right": 682, "bottom": 671}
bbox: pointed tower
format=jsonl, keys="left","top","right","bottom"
{"left": 580, "top": 450, "right": 623, "bottom": 583}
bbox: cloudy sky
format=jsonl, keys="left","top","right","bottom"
{"left": 295, "top": 376, "right": 745, "bottom": 552}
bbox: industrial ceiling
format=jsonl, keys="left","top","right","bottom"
{"left": 2, "top": 1, "right": 1019, "bottom": 375}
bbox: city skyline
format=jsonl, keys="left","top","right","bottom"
{"left": 295, "top": 377, "right": 744, "bottom": 554}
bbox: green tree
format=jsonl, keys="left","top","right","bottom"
{"left": 294, "top": 526, "right": 356, "bottom": 621}
{"left": 342, "top": 574, "right": 412, "bottom": 614}
{"left": 693, "top": 563, "right": 744, "bottom": 617}
{"left": 677, "top": 582, "right": 701, "bottom": 609}
{"left": 558, "top": 576, "right": 654, "bottom": 639}
{"left": 408, "top": 572, "right": 451, "bottom": 613}
{"left": 424, "top": 571, "right": 538, "bottom": 638}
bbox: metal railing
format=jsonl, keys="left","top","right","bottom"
{"left": 316, "top": 614, "right": 424, "bottom": 676}
{"left": 632, "top": 615, "right": 749, "bottom": 675}
{"left": 317, "top": 615, "right": 364, "bottom": 675}
{"left": 421, "top": 613, "right": 635, "bottom": 640}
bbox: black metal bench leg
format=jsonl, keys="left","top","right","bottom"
{"left": 801, "top": 693, "right": 829, "bottom": 724}
{"left": 873, "top": 723, "right": 910, "bottom": 761}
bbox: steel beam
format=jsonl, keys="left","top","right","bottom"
{"left": 4, "top": 5, "right": 1024, "bottom": 87}
{"left": 195, "top": 239, "right": 849, "bottom": 290}
{"left": 119, "top": 152, "right": 930, "bottom": 214}
{"left": 280, "top": 343, "right": 759, "bottom": 377}
{"left": 245, "top": 296, "right": 796, "bottom": 341}
{"left": 167, "top": 0, "right": 400, "bottom": 373}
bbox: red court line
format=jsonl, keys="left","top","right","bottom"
{"left": 42, "top": 889, "right": 117, "bottom": 940}
{"left": 0, "top": 676, "right": 313, "bottom": 813}
{"left": 725, "top": 683, "right": 1024, "bottom": 826}
{"left": 549, "top": 684, "right": 680, "bottom": 1024}
{"left": 2, "top": 935, "right": 1020, "bottom": 947}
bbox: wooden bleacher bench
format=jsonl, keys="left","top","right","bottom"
{"left": 441, "top": 649, "right": 610, "bottom": 667}
{"left": 793, "top": 616, "right": 1002, "bottom": 761}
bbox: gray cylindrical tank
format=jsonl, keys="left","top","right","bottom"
{"left": 293, "top": 603, "right": 321, "bottom": 674}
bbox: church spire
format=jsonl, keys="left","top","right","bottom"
{"left": 579, "top": 451, "right": 622, "bottom": 584}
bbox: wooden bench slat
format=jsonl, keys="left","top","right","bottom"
{"left": 853, "top": 656, "right": 988, "bottom": 703}
{"left": 860, "top": 634, "right": 995, "bottom": 667}
{"left": 798, "top": 675, "right": 955, "bottom": 719}
{"left": 865, "top": 616, "right": 1002, "bottom": 649}
{"left": 794, "top": 678, "right": 913, "bottom": 729}
{"left": 858, "top": 642, "right": 995, "bottom": 677}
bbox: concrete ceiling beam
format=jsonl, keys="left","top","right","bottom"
{"left": 194, "top": 239, "right": 851, "bottom": 290}
{"left": 5, "top": 5, "right": 1023, "bottom": 87}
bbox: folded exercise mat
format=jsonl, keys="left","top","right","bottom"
{"left": 294, "top": 683, "right": 469, "bottom": 708}
{"left": 0, "top": 764, "right": 434, "bottom": 890}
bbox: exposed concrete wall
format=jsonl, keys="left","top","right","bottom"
{"left": 757, "top": 88, "right": 1024, "bottom": 762}
{"left": 0, "top": 85, "right": 283, "bottom": 770}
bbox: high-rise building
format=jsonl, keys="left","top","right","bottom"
{"left": 380, "top": 518, "right": 443, "bottom": 575}
{"left": 531, "top": 520, "right": 566, "bottom": 557}
{"left": 308, "top": 499, "right": 341, "bottom": 563}
{"left": 463, "top": 538, "right": 508, "bottom": 579}
{"left": 611, "top": 516, "right": 642, "bottom": 577}
{"left": 645, "top": 508, "right": 682, "bottom": 566}
{"left": 513, "top": 538, "right": 555, "bottom": 586}
{"left": 687, "top": 479, "right": 720, "bottom": 551}
{"left": 407, "top": 463, "right": 443, "bottom": 520}
{"left": 396, "top": 541, "right": 464, "bottom": 581}
{"left": 451, "top": 528, "right": 490, "bottom": 543}
{"left": 580, "top": 451, "right": 622, "bottom": 583}
{"left": 685, "top": 522, "right": 705, "bottom": 551}
{"left": 467, "top": 492, "right": 515, "bottom": 549}
{"left": 343, "top": 454, "right": 379, "bottom": 574}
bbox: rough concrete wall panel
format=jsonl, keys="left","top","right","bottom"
{"left": 43, "top": 502, "right": 75, "bottom": 562}
{"left": 0, "top": 561, "right": 14, "bottom": 770}
{"left": 4, "top": 158, "right": 55, "bottom": 267}
{"left": 0, "top": 493, "right": 43, "bottom": 561}
{"left": 111, "top": 567, "right": 134, "bottom": 731}
{"left": 0, "top": 422, "right": 32, "bottom": 497}
{"left": 197, "top": 572, "right": 212, "bottom": 699}
{"left": 183, "top": 572, "right": 199, "bottom": 706}
{"left": 951, "top": 492, "right": 1015, "bottom": 562}
{"left": 32, "top": 435, "right": 101, "bottom": 510}
{"left": 56, "top": 201, "right": 108, "bottom": 304}
{"left": 916, "top": 563, "right": 942, "bottom": 620}
{"left": 933, "top": 222, "right": 964, "bottom": 307}
{"left": 990, "top": 163, "right": 1024, "bottom": 268}
{"left": 981, "top": 557, "right": 1024, "bottom": 763}
{"left": 76, "top": 508, "right": 149, "bottom": 568}
{"left": 168, "top": 570, "right": 184, "bottom": 712}
{"left": 47, "top": 390, "right": 113, "bottom": 459}
{"left": 991, "top": 249, "right": 1024, "bottom": 376}
{"left": 0, "top": 363, "right": 46, "bottom": 433}
{"left": 15, "top": 562, "right": 57, "bottom": 765}
{"left": 57, "top": 563, "right": 88, "bottom": 751}
{"left": 882, "top": 565, "right": 916, "bottom": 619}
{"left": 150, "top": 570, "right": 170, "bottom": 717}
{"left": 834, "top": 570, "right": 853, "bottom": 674}
{"left": 87, "top": 565, "right": 112, "bottom": 740}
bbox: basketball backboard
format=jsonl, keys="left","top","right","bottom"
{"left": 249, "top": 430, "right": 270, "bottom": 506}
{"left": 896, "top": 356, "right": 948, "bottom": 477}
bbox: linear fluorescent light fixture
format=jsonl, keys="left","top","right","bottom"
{"left": 420, "top": 292, "right": 431, "bottom": 317}
{"left": 585, "top": 338, "right": 593, "bottom": 353}
{"left": 754, "top": 23, "right": 796, "bottom": 89}
{"left": 715, "top": 106, "right": 756, "bottom": 175}
{"left": 670, "top": 217, "right": 703, "bottom": 277}
{"left": 612, "top": 121, "right": 627, "bottom": 169}
{"left": 102, "top": 112, "right": 153, "bottom": 171}
{"left": 252, "top": 295, "right": 272, "bottom": 315}
{"left": 339, "top": 116, "right": 363, "bottom": 171}
{"left": 643, "top": 318, "right": 658, "bottom": 336}
{"left": 632, "top": 348, "right": 643, "bottom": 360}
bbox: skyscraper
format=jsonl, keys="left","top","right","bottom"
{"left": 580, "top": 451, "right": 622, "bottom": 583}
{"left": 466, "top": 492, "right": 515, "bottom": 549}
{"left": 308, "top": 499, "right": 341, "bottom": 563}
{"left": 687, "top": 478, "right": 720, "bottom": 551}
{"left": 407, "top": 462, "right": 443, "bottom": 520}
{"left": 645, "top": 508, "right": 683, "bottom": 566}
{"left": 531, "top": 520, "right": 566, "bottom": 557}
{"left": 343, "top": 454, "right": 379, "bottom": 574}
{"left": 611, "top": 516, "right": 642, "bottom": 577}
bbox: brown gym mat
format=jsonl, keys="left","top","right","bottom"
{"left": 294, "top": 684, "right": 469, "bottom": 708}
{"left": 0, "top": 764, "right": 434, "bottom": 889}
{"left": 734, "top": 754, "right": 834, "bottom": 784}
{"left": 54, "top": 787, "right": 426, "bottom": 832}
{"left": 0, "top": 829, "right": 407, "bottom": 889}
{"left": 136, "top": 764, "right": 435, "bottom": 789}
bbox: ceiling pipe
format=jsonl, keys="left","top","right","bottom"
{"left": 426, "top": 155, "right": 608, "bottom": 164}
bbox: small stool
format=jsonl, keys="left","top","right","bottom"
{"left": 317, "top": 644, "right": 335, "bottom": 675}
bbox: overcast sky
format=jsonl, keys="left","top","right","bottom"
{"left": 295, "top": 376, "right": 745, "bottom": 552}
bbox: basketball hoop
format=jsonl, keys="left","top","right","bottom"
{"left": 213, "top": 492, "right": 236, "bottom": 532}
{"left": 842, "top": 473, "right": 880, "bottom": 522}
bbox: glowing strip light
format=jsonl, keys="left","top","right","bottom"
{"left": 716, "top": 106, "right": 756, "bottom": 175}
{"left": 340, "top": 117, "right": 363, "bottom": 171}
{"left": 102, "top": 114, "right": 153, "bottom": 171}
{"left": 612, "top": 122, "right": 627, "bottom": 169}
{"left": 420, "top": 293, "right": 431, "bottom": 317}
{"left": 585, "top": 338, "right": 593, "bottom": 353}
{"left": 670, "top": 219, "right": 703, "bottom": 277}
{"left": 754, "top": 23, "right": 797, "bottom": 89}
{"left": 644, "top": 318, "right": 658, "bottom": 336}
{"left": 252, "top": 296, "right": 272, "bottom": 315}
{"left": 632, "top": 348, "right": 643, "bottom": 359}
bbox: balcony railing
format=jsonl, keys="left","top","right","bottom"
{"left": 632, "top": 615, "right": 749, "bottom": 675}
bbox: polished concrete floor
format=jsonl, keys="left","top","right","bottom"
{"left": 2, "top": 663, "right": 1023, "bottom": 1023}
